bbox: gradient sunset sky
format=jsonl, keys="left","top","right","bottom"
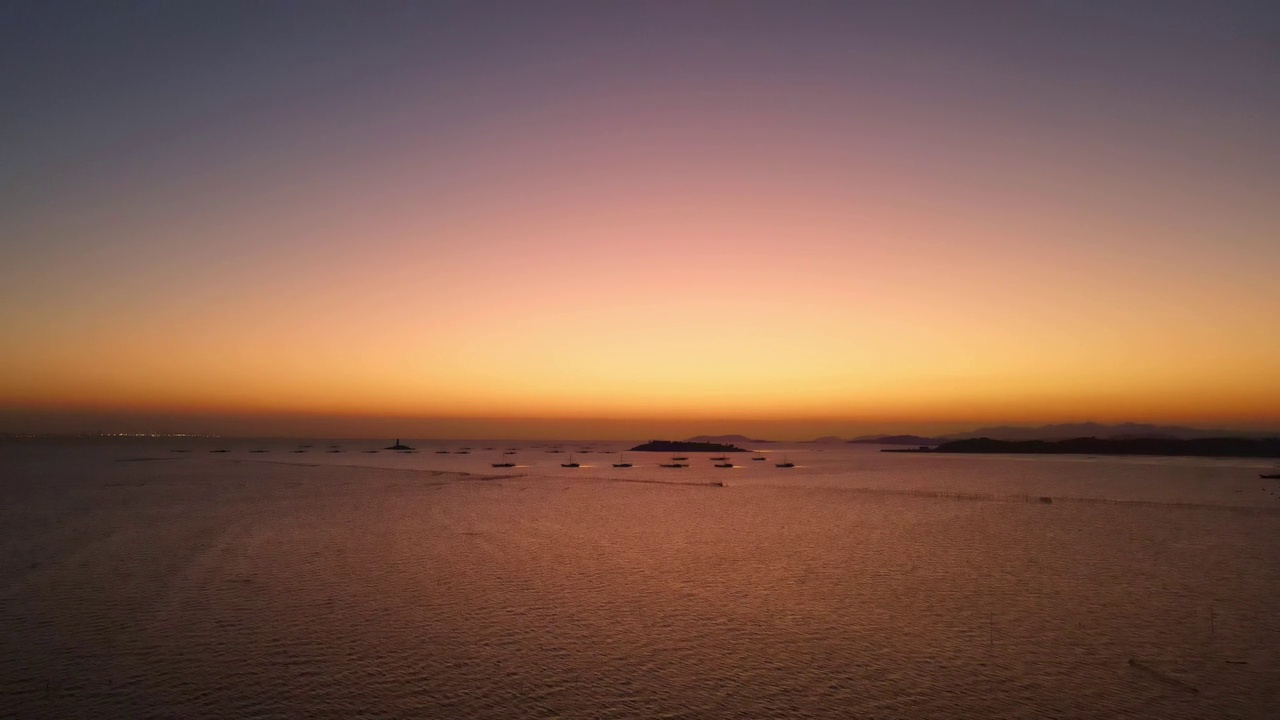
{"left": 2, "top": 1, "right": 1278, "bottom": 439}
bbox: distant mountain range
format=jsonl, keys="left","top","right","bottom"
{"left": 840, "top": 423, "right": 1272, "bottom": 445}
{"left": 848, "top": 435, "right": 944, "bottom": 446}
{"left": 942, "top": 422, "right": 1269, "bottom": 441}
{"left": 926, "top": 436, "right": 1280, "bottom": 458}
{"left": 686, "top": 435, "right": 771, "bottom": 444}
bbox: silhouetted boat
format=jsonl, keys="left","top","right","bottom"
{"left": 292, "top": 449, "right": 306, "bottom": 453}
{"left": 660, "top": 457, "right": 688, "bottom": 468}
{"left": 1262, "top": 474, "right": 1280, "bottom": 479}
{"left": 385, "top": 439, "right": 413, "bottom": 450}
{"left": 492, "top": 453, "right": 516, "bottom": 468}
{"left": 709, "top": 456, "right": 727, "bottom": 461}
{"left": 775, "top": 456, "right": 795, "bottom": 468}
{"left": 612, "top": 453, "right": 632, "bottom": 468}
{"left": 752, "top": 457, "right": 766, "bottom": 461}
{"left": 503, "top": 450, "right": 517, "bottom": 455}
{"left": 672, "top": 456, "right": 688, "bottom": 461}
{"left": 714, "top": 461, "right": 734, "bottom": 468}
{"left": 561, "top": 454, "right": 580, "bottom": 468}
{"left": 435, "top": 450, "right": 450, "bottom": 454}
{"left": 211, "top": 449, "right": 229, "bottom": 453}
{"left": 454, "top": 451, "right": 470, "bottom": 455}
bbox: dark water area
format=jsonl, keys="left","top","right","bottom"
{"left": 2, "top": 440, "right": 1278, "bottom": 718}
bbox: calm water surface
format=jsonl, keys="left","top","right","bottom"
{"left": 2, "top": 439, "right": 1278, "bottom": 718}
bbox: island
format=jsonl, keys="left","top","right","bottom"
{"left": 384, "top": 438, "right": 415, "bottom": 450}
{"left": 631, "top": 440, "right": 748, "bottom": 453}
{"left": 883, "top": 436, "right": 1280, "bottom": 458}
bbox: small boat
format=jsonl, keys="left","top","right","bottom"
{"left": 250, "top": 449, "right": 268, "bottom": 453}
{"left": 492, "top": 454, "right": 516, "bottom": 467}
{"left": 435, "top": 450, "right": 450, "bottom": 454}
{"left": 292, "top": 449, "right": 306, "bottom": 453}
{"left": 775, "top": 456, "right": 795, "bottom": 468}
{"left": 454, "top": 450, "right": 470, "bottom": 455}
{"left": 547, "top": 449, "right": 564, "bottom": 454}
{"left": 672, "top": 456, "right": 688, "bottom": 461}
{"left": 660, "top": 457, "right": 688, "bottom": 468}
{"left": 363, "top": 450, "right": 378, "bottom": 453}
{"left": 561, "top": 454, "right": 580, "bottom": 468}
{"left": 751, "top": 457, "right": 766, "bottom": 461}
{"left": 211, "top": 449, "right": 229, "bottom": 453}
{"left": 1261, "top": 474, "right": 1280, "bottom": 479}
{"left": 612, "top": 453, "right": 632, "bottom": 468}
{"left": 709, "top": 456, "right": 727, "bottom": 461}
{"left": 714, "top": 461, "right": 734, "bottom": 468}
{"left": 327, "top": 449, "right": 341, "bottom": 453}
{"left": 503, "top": 450, "right": 517, "bottom": 455}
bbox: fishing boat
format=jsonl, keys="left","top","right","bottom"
{"left": 561, "top": 454, "right": 580, "bottom": 468}
{"left": 492, "top": 452, "right": 516, "bottom": 468}
{"left": 775, "top": 456, "right": 795, "bottom": 468}
{"left": 660, "top": 457, "right": 688, "bottom": 468}
{"left": 714, "top": 461, "right": 734, "bottom": 468}
{"left": 612, "top": 453, "right": 632, "bottom": 468}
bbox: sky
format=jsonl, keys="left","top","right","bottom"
{"left": 2, "top": 1, "right": 1278, "bottom": 439}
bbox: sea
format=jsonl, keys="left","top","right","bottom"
{"left": 2, "top": 438, "right": 1278, "bottom": 719}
